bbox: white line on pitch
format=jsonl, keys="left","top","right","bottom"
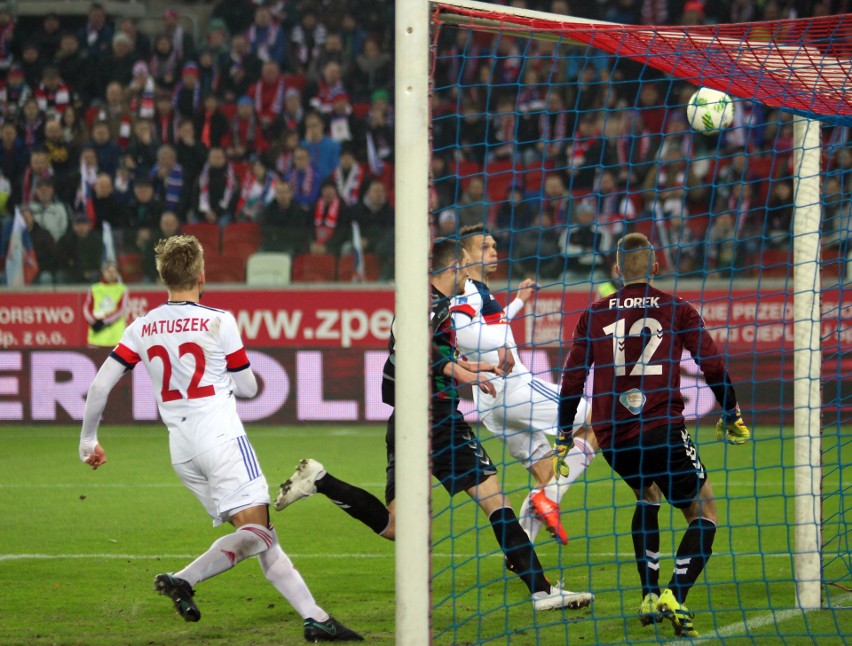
{"left": 669, "top": 592, "right": 852, "bottom": 645}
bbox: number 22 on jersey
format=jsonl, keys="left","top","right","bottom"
{"left": 602, "top": 317, "right": 664, "bottom": 377}
{"left": 147, "top": 342, "right": 215, "bottom": 401}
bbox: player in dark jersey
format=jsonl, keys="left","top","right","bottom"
{"left": 558, "top": 233, "right": 750, "bottom": 637}
{"left": 276, "top": 237, "right": 593, "bottom": 611}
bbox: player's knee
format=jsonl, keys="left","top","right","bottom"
{"left": 234, "top": 523, "right": 275, "bottom": 559}
{"left": 379, "top": 507, "right": 396, "bottom": 541}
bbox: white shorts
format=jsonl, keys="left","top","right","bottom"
{"left": 173, "top": 435, "right": 271, "bottom": 526}
{"left": 476, "top": 373, "right": 591, "bottom": 469}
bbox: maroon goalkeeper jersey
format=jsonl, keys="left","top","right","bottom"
{"left": 560, "top": 282, "right": 730, "bottom": 450}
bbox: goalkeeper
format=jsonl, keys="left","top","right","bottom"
{"left": 558, "top": 233, "right": 750, "bottom": 639}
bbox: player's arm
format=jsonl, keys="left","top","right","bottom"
{"left": 222, "top": 314, "right": 258, "bottom": 399}
{"left": 451, "top": 300, "right": 514, "bottom": 357}
{"left": 443, "top": 359, "right": 497, "bottom": 397}
{"left": 681, "top": 304, "right": 750, "bottom": 444}
{"left": 505, "top": 279, "right": 538, "bottom": 321}
{"left": 79, "top": 356, "right": 130, "bottom": 469}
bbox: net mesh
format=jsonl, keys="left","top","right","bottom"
{"left": 428, "top": 5, "right": 851, "bottom": 643}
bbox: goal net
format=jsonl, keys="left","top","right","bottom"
{"left": 392, "top": 1, "right": 852, "bottom": 643}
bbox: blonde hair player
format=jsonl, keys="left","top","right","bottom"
{"left": 78, "top": 235, "right": 362, "bottom": 642}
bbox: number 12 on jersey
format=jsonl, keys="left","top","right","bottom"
{"left": 602, "top": 317, "right": 664, "bottom": 377}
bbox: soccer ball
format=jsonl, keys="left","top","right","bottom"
{"left": 686, "top": 87, "right": 734, "bottom": 135}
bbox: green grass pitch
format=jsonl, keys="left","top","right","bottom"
{"left": 0, "top": 424, "right": 848, "bottom": 645}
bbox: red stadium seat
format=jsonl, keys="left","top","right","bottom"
{"left": 291, "top": 253, "right": 337, "bottom": 282}
{"left": 222, "top": 222, "right": 261, "bottom": 249}
{"left": 219, "top": 103, "right": 237, "bottom": 121}
{"left": 181, "top": 223, "right": 221, "bottom": 255}
{"left": 758, "top": 247, "right": 791, "bottom": 278}
{"left": 118, "top": 252, "right": 143, "bottom": 283}
{"left": 337, "top": 253, "right": 381, "bottom": 282}
{"left": 204, "top": 252, "right": 246, "bottom": 283}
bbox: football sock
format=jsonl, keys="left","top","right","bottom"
{"left": 667, "top": 517, "right": 717, "bottom": 604}
{"left": 258, "top": 527, "right": 328, "bottom": 621}
{"left": 544, "top": 436, "right": 596, "bottom": 502}
{"left": 176, "top": 523, "right": 273, "bottom": 587}
{"left": 315, "top": 472, "right": 391, "bottom": 535}
{"left": 518, "top": 488, "right": 543, "bottom": 542}
{"left": 632, "top": 501, "right": 662, "bottom": 597}
{"left": 489, "top": 506, "right": 551, "bottom": 594}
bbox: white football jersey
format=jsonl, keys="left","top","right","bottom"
{"left": 450, "top": 278, "right": 529, "bottom": 380}
{"left": 112, "top": 300, "right": 251, "bottom": 463}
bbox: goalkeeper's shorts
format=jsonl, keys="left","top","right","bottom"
{"left": 601, "top": 424, "right": 708, "bottom": 509}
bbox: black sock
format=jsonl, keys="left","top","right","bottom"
{"left": 632, "top": 502, "right": 661, "bottom": 597}
{"left": 667, "top": 517, "right": 717, "bottom": 604}
{"left": 489, "top": 507, "right": 551, "bottom": 594}
{"left": 314, "top": 473, "right": 391, "bottom": 535}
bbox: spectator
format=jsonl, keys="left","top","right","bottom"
{"left": 92, "top": 172, "right": 129, "bottom": 232}
{"left": 197, "top": 146, "right": 238, "bottom": 224}
{"left": 457, "top": 175, "right": 490, "bottom": 229}
{"left": 764, "top": 180, "right": 794, "bottom": 248}
{"left": 285, "top": 145, "right": 321, "bottom": 209}
{"left": 510, "top": 203, "right": 564, "bottom": 281}
{"left": 308, "top": 31, "right": 346, "bottom": 83}
{"left": 268, "top": 128, "right": 299, "bottom": 177}
{"left": 34, "top": 66, "right": 70, "bottom": 121}
{"left": 20, "top": 42, "right": 45, "bottom": 90}
{"left": 173, "top": 63, "right": 203, "bottom": 121}
{"left": 0, "top": 122, "right": 25, "bottom": 192}
{"left": 359, "top": 89, "right": 394, "bottom": 175}
{"left": 196, "top": 48, "right": 220, "bottom": 97}
{"left": 280, "top": 87, "right": 304, "bottom": 132}
{"left": 344, "top": 178, "right": 394, "bottom": 279}
{"left": 126, "top": 175, "right": 164, "bottom": 251}
{"left": 327, "top": 91, "right": 357, "bottom": 145}
{"left": 141, "top": 210, "right": 180, "bottom": 282}
{"left": 96, "top": 32, "right": 137, "bottom": 99}
{"left": 0, "top": 168, "right": 10, "bottom": 218}
{"left": 453, "top": 100, "right": 486, "bottom": 165}
{"left": 175, "top": 120, "right": 207, "bottom": 196}
{"left": 18, "top": 97, "right": 46, "bottom": 153}
{"left": 116, "top": 17, "right": 151, "bottom": 62}
{"left": 77, "top": 2, "right": 115, "bottom": 61}
{"left": 153, "top": 90, "right": 178, "bottom": 145}
{"left": 217, "top": 33, "right": 260, "bottom": 103}
{"left": 149, "top": 33, "right": 181, "bottom": 92}
{"left": 591, "top": 169, "right": 634, "bottom": 264}
{"left": 290, "top": 8, "right": 327, "bottom": 74}
{"left": 203, "top": 19, "right": 230, "bottom": 58}
{"left": 163, "top": 8, "right": 195, "bottom": 62}
{"left": 494, "top": 183, "right": 534, "bottom": 250}
{"left": 150, "top": 144, "right": 186, "bottom": 217}
{"left": 338, "top": 13, "right": 366, "bottom": 68}
{"left": 560, "top": 199, "right": 604, "bottom": 280}
{"left": 249, "top": 60, "right": 287, "bottom": 133}
{"left": 258, "top": 180, "right": 311, "bottom": 254}
{"left": 430, "top": 153, "right": 457, "bottom": 211}
{"left": 308, "top": 60, "right": 347, "bottom": 116}
{"left": 73, "top": 145, "right": 99, "bottom": 217}
{"left": 310, "top": 180, "right": 346, "bottom": 255}
{"left": 28, "top": 176, "right": 71, "bottom": 244}
{"left": 485, "top": 95, "right": 517, "bottom": 163}
{"left": 0, "top": 6, "right": 12, "bottom": 76}
{"left": 302, "top": 110, "right": 341, "bottom": 181}
{"left": 89, "top": 120, "right": 121, "bottom": 178}
{"left": 351, "top": 36, "right": 392, "bottom": 103}
{"left": 61, "top": 105, "right": 90, "bottom": 151}
{"left": 98, "top": 82, "right": 134, "bottom": 149}
{"left": 226, "top": 96, "right": 266, "bottom": 160}
{"left": 124, "top": 119, "right": 158, "bottom": 179}
{"left": 332, "top": 145, "right": 364, "bottom": 208}
{"left": 237, "top": 156, "right": 278, "bottom": 221}
{"left": 246, "top": 4, "right": 287, "bottom": 66}
{"left": 57, "top": 212, "right": 103, "bottom": 284}
{"left": 0, "top": 65, "right": 32, "bottom": 121}
{"left": 82, "top": 260, "right": 129, "bottom": 347}
{"left": 19, "top": 148, "right": 53, "bottom": 208}
{"left": 194, "top": 93, "right": 228, "bottom": 150}
{"left": 17, "top": 205, "right": 58, "bottom": 284}
{"left": 55, "top": 32, "right": 93, "bottom": 106}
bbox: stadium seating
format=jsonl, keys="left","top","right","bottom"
{"left": 337, "top": 253, "right": 381, "bottom": 281}
{"left": 246, "top": 252, "right": 292, "bottom": 286}
{"left": 291, "top": 253, "right": 337, "bottom": 282}
{"left": 222, "top": 222, "right": 262, "bottom": 248}
{"left": 182, "top": 223, "right": 221, "bottom": 255}
{"left": 117, "top": 252, "right": 143, "bottom": 284}
{"left": 758, "top": 247, "right": 792, "bottom": 278}
{"left": 204, "top": 251, "right": 246, "bottom": 283}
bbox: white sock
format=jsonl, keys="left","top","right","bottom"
{"left": 176, "top": 523, "right": 274, "bottom": 587}
{"left": 259, "top": 528, "right": 328, "bottom": 621}
{"left": 544, "top": 436, "right": 596, "bottom": 503}
{"left": 519, "top": 489, "right": 543, "bottom": 542}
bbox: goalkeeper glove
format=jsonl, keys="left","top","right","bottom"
{"left": 716, "top": 407, "right": 751, "bottom": 445}
{"left": 552, "top": 436, "right": 571, "bottom": 478}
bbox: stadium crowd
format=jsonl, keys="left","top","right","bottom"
{"left": 0, "top": 0, "right": 846, "bottom": 286}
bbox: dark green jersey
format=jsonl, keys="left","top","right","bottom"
{"left": 381, "top": 285, "right": 457, "bottom": 406}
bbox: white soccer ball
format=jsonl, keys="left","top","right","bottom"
{"left": 686, "top": 87, "right": 734, "bottom": 135}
